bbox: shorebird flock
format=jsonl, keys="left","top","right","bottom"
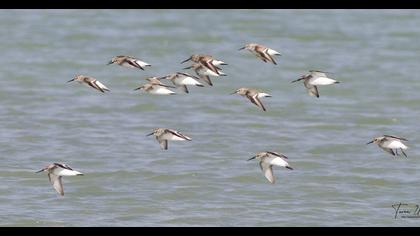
{"left": 36, "top": 43, "right": 410, "bottom": 195}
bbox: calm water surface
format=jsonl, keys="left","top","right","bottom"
{"left": 1, "top": 9, "right": 420, "bottom": 226}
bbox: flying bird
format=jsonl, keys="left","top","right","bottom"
{"left": 147, "top": 128, "right": 192, "bottom": 150}
{"left": 67, "top": 75, "right": 110, "bottom": 93}
{"left": 159, "top": 72, "right": 204, "bottom": 93}
{"left": 248, "top": 151, "right": 293, "bottom": 184}
{"left": 181, "top": 54, "right": 227, "bottom": 75}
{"left": 291, "top": 70, "right": 339, "bottom": 98}
{"left": 134, "top": 82, "right": 176, "bottom": 95}
{"left": 231, "top": 87, "right": 271, "bottom": 111}
{"left": 143, "top": 76, "right": 176, "bottom": 88}
{"left": 107, "top": 55, "right": 151, "bottom": 70}
{"left": 238, "top": 43, "right": 281, "bottom": 65}
{"left": 367, "top": 135, "right": 409, "bottom": 157}
{"left": 183, "top": 63, "right": 226, "bottom": 86}
{"left": 36, "top": 163, "right": 83, "bottom": 196}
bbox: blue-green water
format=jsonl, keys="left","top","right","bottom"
{"left": 1, "top": 9, "right": 420, "bottom": 226}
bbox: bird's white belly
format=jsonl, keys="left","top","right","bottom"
{"left": 54, "top": 168, "right": 82, "bottom": 176}
{"left": 266, "top": 48, "right": 280, "bottom": 55}
{"left": 136, "top": 60, "right": 150, "bottom": 67}
{"left": 268, "top": 157, "right": 288, "bottom": 167}
{"left": 309, "top": 77, "right": 337, "bottom": 85}
{"left": 161, "top": 133, "right": 185, "bottom": 141}
{"left": 199, "top": 68, "right": 219, "bottom": 77}
{"left": 95, "top": 81, "right": 109, "bottom": 90}
{"left": 150, "top": 87, "right": 174, "bottom": 95}
{"left": 383, "top": 140, "right": 408, "bottom": 149}
{"left": 212, "top": 60, "right": 225, "bottom": 65}
{"left": 176, "top": 77, "right": 201, "bottom": 86}
{"left": 257, "top": 93, "right": 271, "bottom": 98}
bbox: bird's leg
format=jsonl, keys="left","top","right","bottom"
{"left": 395, "top": 149, "right": 399, "bottom": 156}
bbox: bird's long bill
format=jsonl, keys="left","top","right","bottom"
{"left": 366, "top": 140, "right": 374, "bottom": 145}
{"left": 67, "top": 78, "right": 75, "bottom": 83}
{"left": 230, "top": 91, "right": 237, "bottom": 95}
{"left": 107, "top": 60, "right": 113, "bottom": 65}
{"left": 238, "top": 47, "right": 245, "bottom": 50}
{"left": 247, "top": 156, "right": 256, "bottom": 161}
{"left": 35, "top": 168, "right": 45, "bottom": 173}
{"left": 291, "top": 78, "right": 303, "bottom": 83}
{"left": 133, "top": 87, "right": 142, "bottom": 91}
{"left": 183, "top": 66, "right": 192, "bottom": 70}
{"left": 146, "top": 132, "right": 154, "bottom": 136}
{"left": 180, "top": 57, "right": 191, "bottom": 64}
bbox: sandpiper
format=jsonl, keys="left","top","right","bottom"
{"left": 183, "top": 63, "right": 226, "bottom": 86}
{"left": 67, "top": 75, "right": 110, "bottom": 93}
{"left": 181, "top": 54, "right": 227, "bottom": 75}
{"left": 238, "top": 43, "right": 281, "bottom": 65}
{"left": 248, "top": 151, "right": 293, "bottom": 184}
{"left": 36, "top": 163, "right": 83, "bottom": 196}
{"left": 147, "top": 128, "right": 192, "bottom": 150}
{"left": 231, "top": 87, "right": 271, "bottom": 111}
{"left": 143, "top": 76, "right": 176, "bottom": 88}
{"left": 159, "top": 72, "right": 204, "bottom": 93}
{"left": 291, "top": 70, "right": 339, "bottom": 98}
{"left": 107, "top": 55, "right": 151, "bottom": 70}
{"left": 367, "top": 135, "right": 409, "bottom": 157}
{"left": 134, "top": 82, "right": 176, "bottom": 95}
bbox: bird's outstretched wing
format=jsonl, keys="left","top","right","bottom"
{"left": 384, "top": 135, "right": 408, "bottom": 141}
{"left": 159, "top": 139, "right": 168, "bottom": 150}
{"left": 259, "top": 162, "right": 275, "bottom": 184}
{"left": 49, "top": 174, "right": 64, "bottom": 196}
